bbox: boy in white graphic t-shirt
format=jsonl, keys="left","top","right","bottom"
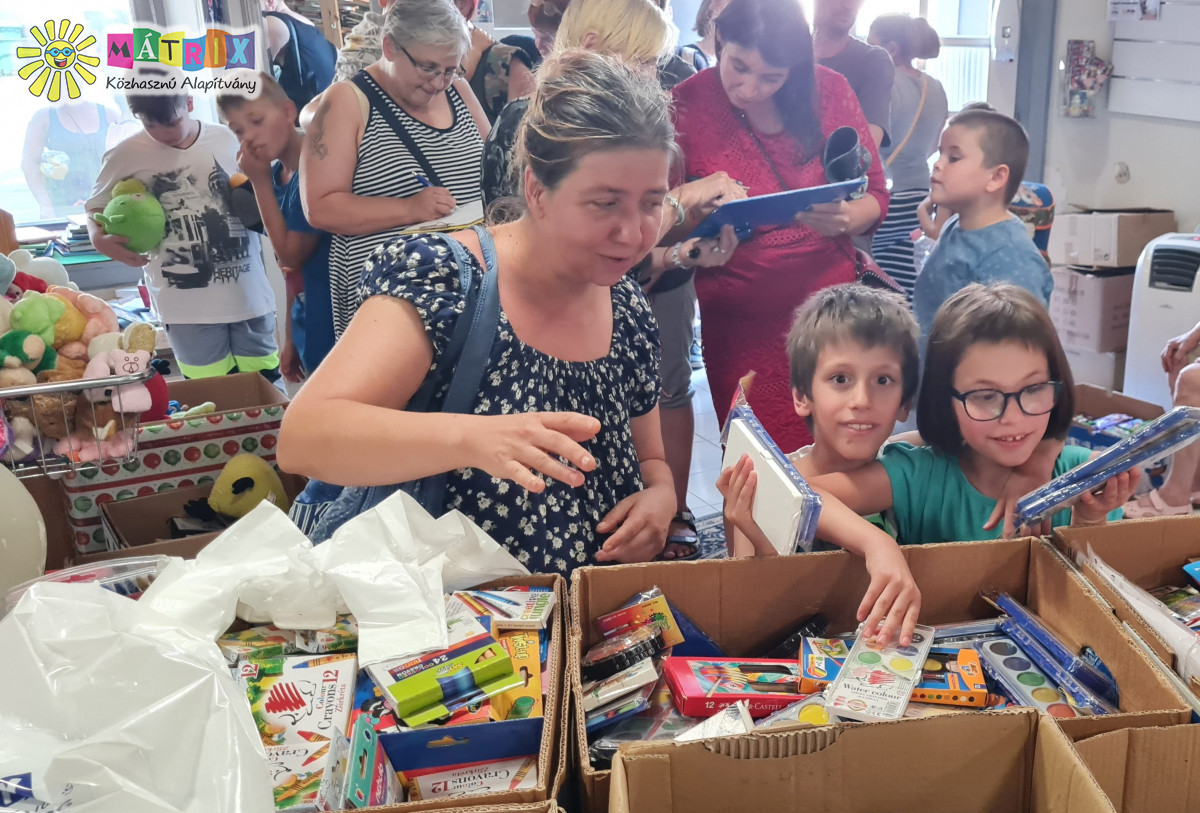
{"left": 87, "top": 67, "right": 280, "bottom": 382}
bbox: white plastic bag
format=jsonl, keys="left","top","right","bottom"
{"left": 308, "top": 490, "right": 530, "bottom": 666}
{"left": 0, "top": 582, "right": 273, "bottom": 813}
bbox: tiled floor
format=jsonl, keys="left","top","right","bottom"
{"left": 684, "top": 366, "right": 725, "bottom": 519}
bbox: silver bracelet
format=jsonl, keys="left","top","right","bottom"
{"left": 669, "top": 242, "right": 688, "bottom": 269}
{"left": 664, "top": 193, "right": 686, "bottom": 227}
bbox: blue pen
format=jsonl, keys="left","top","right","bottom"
{"left": 414, "top": 172, "right": 433, "bottom": 188}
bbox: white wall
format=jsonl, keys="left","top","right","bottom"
{"left": 1043, "top": 0, "right": 1200, "bottom": 233}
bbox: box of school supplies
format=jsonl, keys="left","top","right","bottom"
{"left": 1070, "top": 384, "right": 1163, "bottom": 451}
{"left": 663, "top": 657, "right": 806, "bottom": 718}
{"left": 608, "top": 710, "right": 1118, "bottom": 813}
{"left": 569, "top": 539, "right": 1191, "bottom": 813}
{"left": 379, "top": 573, "right": 569, "bottom": 813}
{"left": 1057, "top": 514, "right": 1200, "bottom": 700}
{"left": 366, "top": 615, "right": 517, "bottom": 728}
{"left": 239, "top": 653, "right": 357, "bottom": 748}
{"left": 265, "top": 729, "right": 350, "bottom": 812}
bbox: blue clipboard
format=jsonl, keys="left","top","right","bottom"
{"left": 687, "top": 178, "right": 867, "bottom": 240}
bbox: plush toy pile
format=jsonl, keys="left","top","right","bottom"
{"left": 0, "top": 250, "right": 169, "bottom": 466}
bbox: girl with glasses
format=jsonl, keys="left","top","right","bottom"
{"left": 812, "top": 283, "right": 1137, "bottom": 549}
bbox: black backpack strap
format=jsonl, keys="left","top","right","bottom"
{"left": 405, "top": 226, "right": 500, "bottom": 513}
{"left": 350, "top": 71, "right": 443, "bottom": 187}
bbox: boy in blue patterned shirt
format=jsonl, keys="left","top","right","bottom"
{"left": 912, "top": 107, "right": 1052, "bottom": 356}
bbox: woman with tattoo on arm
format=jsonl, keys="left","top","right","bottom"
{"left": 301, "top": 0, "right": 491, "bottom": 336}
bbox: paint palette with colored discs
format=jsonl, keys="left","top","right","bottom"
{"left": 991, "top": 592, "right": 1120, "bottom": 705}
{"left": 999, "top": 621, "right": 1116, "bottom": 715}
{"left": 975, "top": 637, "right": 1078, "bottom": 719}
{"left": 754, "top": 692, "right": 841, "bottom": 729}
{"left": 824, "top": 624, "right": 934, "bottom": 722}
{"left": 910, "top": 647, "right": 989, "bottom": 707}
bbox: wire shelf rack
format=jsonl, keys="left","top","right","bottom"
{"left": 0, "top": 366, "right": 157, "bottom": 479}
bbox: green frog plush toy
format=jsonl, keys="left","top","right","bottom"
{"left": 93, "top": 179, "right": 167, "bottom": 254}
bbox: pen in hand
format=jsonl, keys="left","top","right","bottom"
{"left": 414, "top": 172, "right": 433, "bottom": 188}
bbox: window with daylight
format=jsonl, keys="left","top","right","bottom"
{"left": 2, "top": 4, "right": 136, "bottom": 226}
{"left": 801, "top": 0, "right": 993, "bottom": 112}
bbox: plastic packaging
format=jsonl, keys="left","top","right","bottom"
{"left": 720, "top": 389, "right": 822, "bottom": 553}
{"left": 991, "top": 592, "right": 1120, "bottom": 706}
{"left": 4, "top": 555, "right": 170, "bottom": 616}
{"left": 1014, "top": 406, "right": 1200, "bottom": 527}
{"left": 0, "top": 582, "right": 273, "bottom": 812}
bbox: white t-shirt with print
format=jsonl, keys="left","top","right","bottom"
{"left": 87, "top": 123, "right": 275, "bottom": 326}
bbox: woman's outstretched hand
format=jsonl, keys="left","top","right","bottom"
{"left": 466, "top": 412, "right": 601, "bottom": 492}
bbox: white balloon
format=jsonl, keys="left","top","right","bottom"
{"left": 0, "top": 467, "right": 47, "bottom": 595}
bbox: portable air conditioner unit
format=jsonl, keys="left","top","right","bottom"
{"left": 1124, "top": 230, "right": 1200, "bottom": 410}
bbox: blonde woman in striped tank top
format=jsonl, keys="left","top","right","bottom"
{"left": 300, "top": 0, "right": 491, "bottom": 337}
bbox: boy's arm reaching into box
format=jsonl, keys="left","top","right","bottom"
{"left": 811, "top": 487, "right": 921, "bottom": 647}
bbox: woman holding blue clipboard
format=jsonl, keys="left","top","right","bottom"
{"left": 672, "top": 0, "right": 889, "bottom": 451}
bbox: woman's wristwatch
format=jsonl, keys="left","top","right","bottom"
{"left": 664, "top": 192, "right": 686, "bottom": 227}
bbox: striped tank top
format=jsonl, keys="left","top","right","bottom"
{"left": 328, "top": 69, "right": 484, "bottom": 335}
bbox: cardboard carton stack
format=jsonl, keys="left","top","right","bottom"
{"left": 1048, "top": 207, "right": 1176, "bottom": 389}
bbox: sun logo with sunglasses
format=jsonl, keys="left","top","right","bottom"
{"left": 16, "top": 19, "right": 100, "bottom": 101}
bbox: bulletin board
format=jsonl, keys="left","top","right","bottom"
{"left": 1109, "top": 1, "right": 1200, "bottom": 122}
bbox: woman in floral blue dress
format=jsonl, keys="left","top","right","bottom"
{"left": 279, "top": 50, "right": 677, "bottom": 572}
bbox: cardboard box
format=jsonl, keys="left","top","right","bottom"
{"left": 1048, "top": 207, "right": 1176, "bottom": 268}
{"left": 60, "top": 372, "right": 289, "bottom": 554}
{"left": 569, "top": 539, "right": 1191, "bottom": 813}
{"left": 1070, "top": 384, "right": 1164, "bottom": 451}
{"left": 1050, "top": 266, "right": 1135, "bottom": 352}
{"left": 69, "top": 532, "right": 219, "bottom": 566}
{"left": 1066, "top": 346, "right": 1127, "bottom": 392}
{"left": 1056, "top": 515, "right": 1200, "bottom": 688}
{"left": 98, "top": 470, "right": 307, "bottom": 550}
{"left": 1073, "top": 725, "right": 1200, "bottom": 813}
{"left": 376, "top": 574, "right": 568, "bottom": 813}
{"left": 609, "top": 710, "right": 1115, "bottom": 813}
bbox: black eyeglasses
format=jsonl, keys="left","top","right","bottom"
{"left": 397, "top": 44, "right": 463, "bottom": 83}
{"left": 951, "top": 381, "right": 1062, "bottom": 422}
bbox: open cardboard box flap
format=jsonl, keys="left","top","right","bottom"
{"left": 609, "top": 710, "right": 1115, "bottom": 813}
{"left": 570, "top": 538, "right": 1191, "bottom": 813}
{"left": 1056, "top": 514, "right": 1200, "bottom": 670}
{"left": 1073, "top": 725, "right": 1200, "bottom": 813}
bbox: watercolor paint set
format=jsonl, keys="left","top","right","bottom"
{"left": 824, "top": 625, "right": 935, "bottom": 722}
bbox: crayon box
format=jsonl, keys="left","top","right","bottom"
{"left": 798, "top": 637, "right": 849, "bottom": 693}
{"left": 911, "top": 647, "right": 990, "bottom": 708}
{"left": 265, "top": 728, "right": 350, "bottom": 812}
{"left": 663, "top": 657, "right": 805, "bottom": 718}
{"left": 239, "top": 653, "right": 357, "bottom": 747}
{"left": 366, "top": 616, "right": 516, "bottom": 727}
{"left": 492, "top": 629, "right": 544, "bottom": 720}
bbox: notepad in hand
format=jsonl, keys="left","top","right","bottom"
{"left": 401, "top": 198, "right": 485, "bottom": 234}
{"left": 720, "top": 405, "right": 822, "bottom": 554}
